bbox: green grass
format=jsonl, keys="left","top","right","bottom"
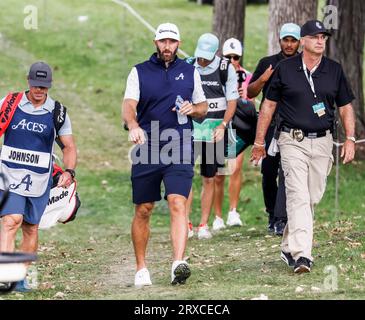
{"left": 0, "top": 0, "right": 364, "bottom": 300}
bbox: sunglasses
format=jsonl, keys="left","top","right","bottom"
{"left": 225, "top": 55, "right": 240, "bottom": 61}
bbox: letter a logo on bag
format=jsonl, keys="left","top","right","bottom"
{"left": 9, "top": 174, "right": 33, "bottom": 191}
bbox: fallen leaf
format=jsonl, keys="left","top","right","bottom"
{"left": 348, "top": 242, "right": 361, "bottom": 248}
{"left": 40, "top": 282, "right": 54, "bottom": 290}
{"left": 295, "top": 286, "right": 304, "bottom": 293}
{"left": 54, "top": 292, "right": 65, "bottom": 299}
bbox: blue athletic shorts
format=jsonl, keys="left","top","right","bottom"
{"left": 131, "top": 164, "right": 194, "bottom": 204}
{"left": 0, "top": 177, "right": 52, "bottom": 225}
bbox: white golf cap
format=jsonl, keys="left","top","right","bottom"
{"left": 155, "top": 23, "right": 180, "bottom": 41}
{"left": 222, "top": 38, "right": 243, "bottom": 57}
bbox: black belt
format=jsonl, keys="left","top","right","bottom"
{"left": 280, "top": 126, "right": 330, "bottom": 141}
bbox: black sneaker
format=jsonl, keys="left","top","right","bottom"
{"left": 0, "top": 282, "right": 17, "bottom": 294}
{"left": 280, "top": 251, "right": 295, "bottom": 268}
{"left": 267, "top": 215, "right": 275, "bottom": 233}
{"left": 274, "top": 219, "right": 287, "bottom": 236}
{"left": 294, "top": 257, "right": 312, "bottom": 274}
{"left": 171, "top": 262, "right": 191, "bottom": 285}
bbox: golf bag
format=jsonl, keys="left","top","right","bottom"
{"left": 38, "top": 164, "right": 81, "bottom": 230}
{"left": 225, "top": 98, "right": 258, "bottom": 158}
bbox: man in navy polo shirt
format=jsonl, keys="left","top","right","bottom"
{"left": 251, "top": 20, "right": 356, "bottom": 273}
{"left": 122, "top": 23, "right": 207, "bottom": 286}
{"left": 248, "top": 23, "right": 301, "bottom": 236}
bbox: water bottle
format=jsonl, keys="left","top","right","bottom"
{"left": 175, "top": 95, "right": 188, "bottom": 125}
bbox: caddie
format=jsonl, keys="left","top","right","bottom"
{"left": 0, "top": 61, "right": 77, "bottom": 291}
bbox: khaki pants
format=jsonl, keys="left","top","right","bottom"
{"left": 278, "top": 131, "right": 333, "bottom": 261}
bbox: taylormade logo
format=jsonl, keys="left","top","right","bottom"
{"left": 57, "top": 105, "right": 65, "bottom": 123}
{"left": 201, "top": 80, "right": 220, "bottom": 87}
{"left": 48, "top": 190, "right": 69, "bottom": 205}
{"left": 159, "top": 29, "right": 177, "bottom": 35}
{"left": 0, "top": 93, "right": 20, "bottom": 125}
{"left": 11, "top": 119, "right": 47, "bottom": 133}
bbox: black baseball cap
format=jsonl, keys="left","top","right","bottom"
{"left": 28, "top": 61, "right": 53, "bottom": 88}
{"left": 300, "top": 20, "right": 331, "bottom": 37}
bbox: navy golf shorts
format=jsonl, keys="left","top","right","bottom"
{"left": 0, "top": 177, "right": 52, "bottom": 225}
{"left": 131, "top": 163, "right": 194, "bottom": 204}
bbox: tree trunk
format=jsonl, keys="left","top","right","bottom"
{"left": 212, "top": 0, "right": 246, "bottom": 55}
{"left": 268, "top": 0, "right": 318, "bottom": 55}
{"left": 326, "top": 0, "right": 365, "bottom": 151}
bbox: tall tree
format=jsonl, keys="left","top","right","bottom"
{"left": 212, "top": 0, "right": 246, "bottom": 54}
{"left": 326, "top": 0, "right": 365, "bottom": 143}
{"left": 268, "top": 0, "right": 318, "bottom": 55}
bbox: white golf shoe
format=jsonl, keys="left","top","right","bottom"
{"left": 212, "top": 216, "right": 226, "bottom": 231}
{"left": 197, "top": 224, "right": 212, "bottom": 240}
{"left": 134, "top": 268, "right": 152, "bottom": 287}
{"left": 226, "top": 209, "right": 243, "bottom": 227}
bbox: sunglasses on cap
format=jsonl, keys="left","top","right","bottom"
{"left": 224, "top": 55, "right": 240, "bottom": 61}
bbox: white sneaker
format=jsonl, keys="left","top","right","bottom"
{"left": 197, "top": 224, "right": 212, "bottom": 240}
{"left": 188, "top": 221, "right": 194, "bottom": 239}
{"left": 134, "top": 268, "right": 152, "bottom": 287}
{"left": 226, "top": 209, "right": 243, "bottom": 227}
{"left": 171, "top": 260, "right": 191, "bottom": 285}
{"left": 212, "top": 216, "right": 226, "bottom": 231}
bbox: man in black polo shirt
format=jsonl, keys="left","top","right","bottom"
{"left": 248, "top": 23, "right": 301, "bottom": 236}
{"left": 251, "top": 20, "right": 356, "bottom": 274}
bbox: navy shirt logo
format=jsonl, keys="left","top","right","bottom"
{"left": 175, "top": 73, "right": 184, "bottom": 80}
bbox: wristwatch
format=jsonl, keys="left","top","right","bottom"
{"left": 65, "top": 169, "right": 76, "bottom": 179}
{"left": 221, "top": 121, "right": 227, "bottom": 129}
{"left": 346, "top": 136, "right": 356, "bottom": 143}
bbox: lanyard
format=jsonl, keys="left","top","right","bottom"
{"left": 302, "top": 59, "right": 320, "bottom": 99}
